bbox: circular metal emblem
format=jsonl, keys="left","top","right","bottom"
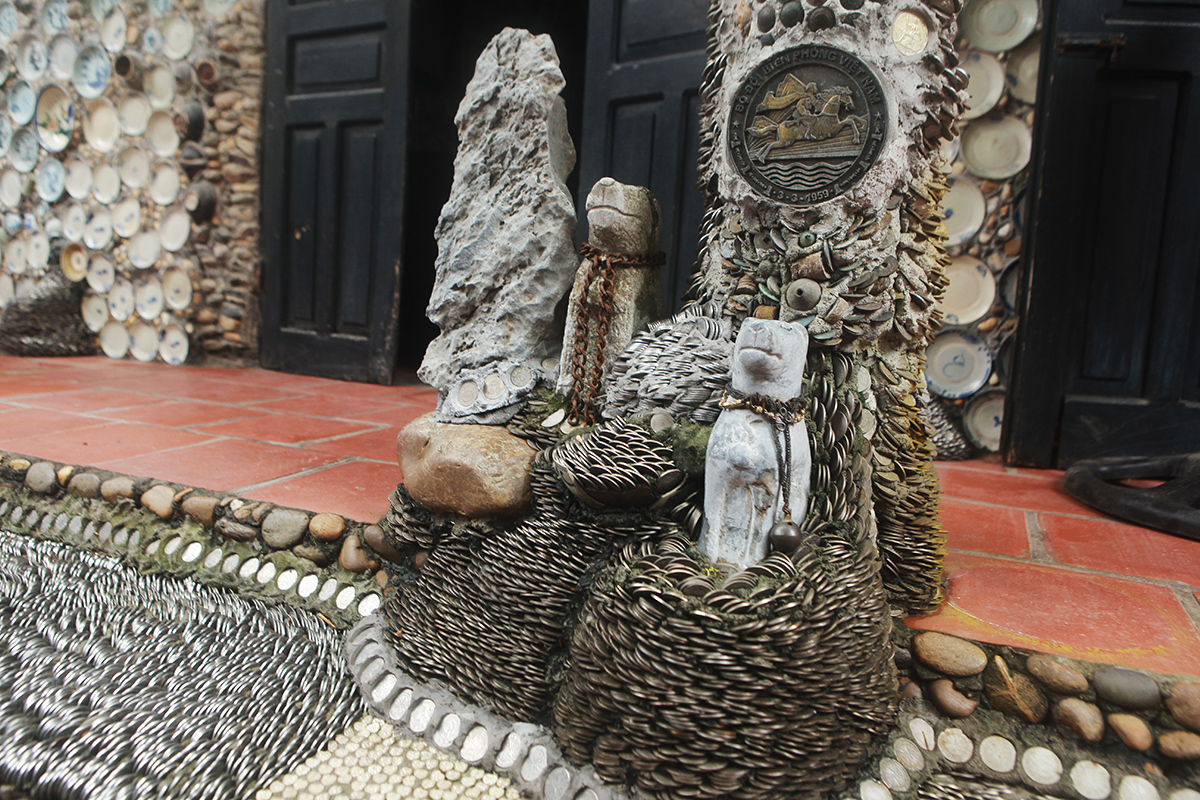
{"left": 729, "top": 45, "right": 887, "bottom": 206}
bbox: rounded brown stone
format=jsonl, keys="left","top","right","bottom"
{"left": 913, "top": 631, "right": 988, "bottom": 677}
{"left": 1026, "top": 655, "right": 1089, "bottom": 695}
{"left": 1158, "top": 730, "right": 1200, "bottom": 760}
{"left": 140, "top": 485, "right": 177, "bottom": 519}
{"left": 1107, "top": 713, "right": 1153, "bottom": 751}
{"left": 984, "top": 655, "right": 1048, "bottom": 724}
{"left": 1053, "top": 698, "right": 1104, "bottom": 743}
{"left": 100, "top": 476, "right": 136, "bottom": 502}
{"left": 1166, "top": 681, "right": 1200, "bottom": 733}
{"left": 293, "top": 542, "right": 334, "bottom": 567}
{"left": 927, "top": 679, "right": 978, "bottom": 718}
{"left": 66, "top": 473, "right": 102, "bottom": 499}
{"left": 363, "top": 524, "right": 402, "bottom": 562}
{"left": 899, "top": 677, "right": 923, "bottom": 700}
{"left": 339, "top": 535, "right": 378, "bottom": 574}
{"left": 214, "top": 517, "right": 258, "bottom": 542}
{"left": 413, "top": 550, "right": 428, "bottom": 570}
{"left": 181, "top": 495, "right": 220, "bottom": 526}
{"left": 375, "top": 570, "right": 389, "bottom": 589}
{"left": 309, "top": 513, "right": 346, "bottom": 542}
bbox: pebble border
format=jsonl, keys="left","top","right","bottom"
{"left": 344, "top": 614, "right": 633, "bottom": 800}
{"left": 0, "top": 451, "right": 386, "bottom": 628}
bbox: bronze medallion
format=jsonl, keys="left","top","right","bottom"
{"left": 729, "top": 45, "right": 887, "bottom": 206}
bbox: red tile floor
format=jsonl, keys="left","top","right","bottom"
{"left": 1, "top": 355, "right": 1198, "bottom": 679}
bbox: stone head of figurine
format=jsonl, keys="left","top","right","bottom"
{"left": 731, "top": 318, "right": 809, "bottom": 400}
{"left": 585, "top": 177, "right": 662, "bottom": 254}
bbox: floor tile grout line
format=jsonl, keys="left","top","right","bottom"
{"left": 1024, "top": 511, "right": 1051, "bottom": 563}
{"left": 945, "top": 546, "right": 1200, "bottom": 595}
{"left": 228, "top": 456, "right": 380, "bottom": 495}
{"left": 1173, "top": 587, "right": 1200, "bottom": 641}
{"left": 938, "top": 495, "right": 1116, "bottom": 523}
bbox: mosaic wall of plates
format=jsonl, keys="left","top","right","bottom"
{"left": 0, "top": 0, "right": 238, "bottom": 364}
{"left": 927, "top": 0, "right": 1040, "bottom": 454}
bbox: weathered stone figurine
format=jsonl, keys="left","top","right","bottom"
{"left": 700, "top": 317, "right": 811, "bottom": 571}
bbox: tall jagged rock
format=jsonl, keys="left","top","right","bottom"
{"left": 419, "top": 28, "right": 578, "bottom": 409}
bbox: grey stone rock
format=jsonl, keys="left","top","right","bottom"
{"left": 262, "top": 508, "right": 310, "bottom": 549}
{"left": 419, "top": 28, "right": 577, "bottom": 397}
{"left": 700, "top": 319, "right": 811, "bottom": 570}
{"left": 100, "top": 476, "right": 136, "bottom": 502}
{"left": 1167, "top": 681, "right": 1200, "bottom": 733}
{"left": 25, "top": 462, "right": 58, "bottom": 494}
{"left": 215, "top": 517, "right": 258, "bottom": 542}
{"left": 67, "top": 472, "right": 102, "bottom": 498}
{"left": 1093, "top": 666, "right": 1161, "bottom": 710}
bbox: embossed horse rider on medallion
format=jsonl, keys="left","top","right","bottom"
{"left": 749, "top": 73, "right": 868, "bottom": 163}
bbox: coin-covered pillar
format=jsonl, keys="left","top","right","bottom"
{"left": 695, "top": 0, "right": 963, "bottom": 614}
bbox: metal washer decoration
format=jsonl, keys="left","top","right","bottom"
{"left": 728, "top": 44, "right": 888, "bottom": 206}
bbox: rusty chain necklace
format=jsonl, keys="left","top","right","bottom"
{"left": 567, "top": 242, "right": 665, "bottom": 425}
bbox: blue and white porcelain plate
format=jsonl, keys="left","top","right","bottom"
{"left": 963, "top": 389, "right": 1006, "bottom": 452}
{"left": 0, "top": 2, "right": 19, "bottom": 44}
{"left": 18, "top": 36, "right": 49, "bottom": 80}
{"left": 73, "top": 45, "right": 112, "bottom": 100}
{"left": 34, "top": 83, "right": 75, "bottom": 152}
{"left": 90, "top": 0, "right": 116, "bottom": 21}
{"left": 9, "top": 128, "right": 39, "bottom": 173}
{"left": 34, "top": 157, "right": 64, "bottom": 201}
{"left": 8, "top": 80, "right": 36, "bottom": 126}
{"left": 49, "top": 33, "right": 77, "bottom": 80}
{"left": 0, "top": 114, "right": 12, "bottom": 158}
{"left": 150, "top": 0, "right": 171, "bottom": 17}
{"left": 41, "top": 0, "right": 69, "bottom": 33}
{"left": 142, "top": 27, "right": 164, "bottom": 54}
{"left": 925, "top": 330, "right": 993, "bottom": 399}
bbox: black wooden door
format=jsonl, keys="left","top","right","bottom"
{"left": 261, "top": 0, "right": 411, "bottom": 384}
{"left": 1005, "top": 0, "right": 1200, "bottom": 467}
{"left": 579, "top": 0, "right": 708, "bottom": 310}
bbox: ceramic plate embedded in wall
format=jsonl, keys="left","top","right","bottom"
{"left": 35, "top": 157, "right": 65, "bottom": 202}
{"left": 111, "top": 195, "right": 140, "bottom": 237}
{"left": 90, "top": 0, "right": 116, "bottom": 21}
{"left": 160, "top": 205, "right": 189, "bottom": 251}
{"left": 4, "top": 235, "right": 25, "bottom": 274}
{"left": 963, "top": 389, "right": 1006, "bottom": 452}
{"left": 148, "top": 159, "right": 179, "bottom": 205}
{"left": 118, "top": 143, "right": 150, "bottom": 188}
{"left": 961, "top": 115, "right": 1031, "bottom": 179}
{"left": 203, "top": 0, "right": 235, "bottom": 17}
{"left": 83, "top": 207, "right": 114, "bottom": 249}
{"left": 142, "top": 27, "right": 163, "bottom": 55}
{"left": 74, "top": 45, "right": 112, "bottom": 100}
{"left": 62, "top": 202, "right": 86, "bottom": 241}
{"left": 150, "top": 0, "right": 171, "bottom": 17}
{"left": 0, "top": 114, "right": 11, "bottom": 158}
{"left": 8, "top": 80, "right": 36, "bottom": 126}
{"left": 0, "top": 273, "right": 15, "bottom": 305}
{"left": 160, "top": 15, "right": 193, "bottom": 60}
{"left": 9, "top": 128, "right": 39, "bottom": 173}
{"left": 128, "top": 318, "right": 159, "bottom": 361}
{"left": 99, "top": 318, "right": 130, "bottom": 358}
{"left": 159, "top": 318, "right": 188, "bottom": 364}
{"left": 35, "top": 84, "right": 75, "bottom": 152}
{"left": 83, "top": 97, "right": 119, "bottom": 152}
{"left": 926, "top": 330, "right": 993, "bottom": 399}
{"left": 134, "top": 275, "right": 164, "bottom": 319}
{"left": 0, "top": 50, "right": 11, "bottom": 84}
{"left": 161, "top": 264, "right": 190, "bottom": 310}
{"left": 91, "top": 162, "right": 120, "bottom": 202}
{"left": 960, "top": 51, "right": 1003, "bottom": 121}
{"left": 940, "top": 256, "right": 995, "bottom": 326}
{"left": 17, "top": 36, "right": 48, "bottom": 80}
{"left": 127, "top": 229, "right": 161, "bottom": 268}
{"left": 64, "top": 156, "right": 92, "bottom": 199}
{"left": 942, "top": 178, "right": 986, "bottom": 247}
{"left": 41, "top": 0, "right": 69, "bottom": 33}
{"left": 1006, "top": 34, "right": 1040, "bottom": 104}
{"left": 144, "top": 61, "right": 174, "bottom": 109}
{"left": 0, "top": 2, "right": 18, "bottom": 44}
{"left": 117, "top": 92, "right": 150, "bottom": 135}
{"left": 106, "top": 275, "right": 133, "bottom": 320}
{"left": 26, "top": 231, "right": 49, "bottom": 270}
{"left": 0, "top": 168, "right": 23, "bottom": 208}
{"left": 961, "top": 0, "right": 1037, "bottom": 53}
{"left": 81, "top": 289, "right": 109, "bottom": 330}
{"left": 101, "top": 7, "right": 127, "bottom": 53}
{"left": 145, "top": 111, "right": 178, "bottom": 156}
{"left": 86, "top": 252, "right": 114, "bottom": 292}
{"left": 60, "top": 241, "right": 87, "bottom": 281}
{"left": 48, "top": 33, "right": 77, "bottom": 81}
{"left": 998, "top": 258, "right": 1021, "bottom": 312}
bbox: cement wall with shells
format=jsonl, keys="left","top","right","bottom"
{"left": 0, "top": 449, "right": 393, "bottom": 628}
{"left": 926, "top": 5, "right": 1040, "bottom": 457}
{"left": 844, "top": 626, "right": 1199, "bottom": 800}
{"left": 0, "top": 0, "right": 263, "bottom": 364}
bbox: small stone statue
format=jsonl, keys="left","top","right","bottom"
{"left": 699, "top": 318, "right": 811, "bottom": 571}
{"left": 557, "top": 177, "right": 665, "bottom": 424}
